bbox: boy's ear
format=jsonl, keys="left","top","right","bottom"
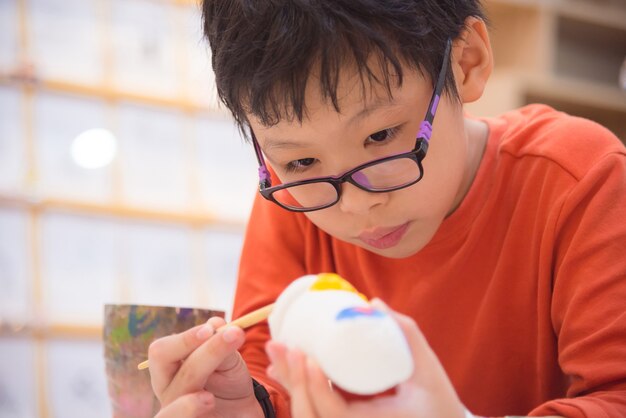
{"left": 451, "top": 17, "right": 493, "bottom": 104}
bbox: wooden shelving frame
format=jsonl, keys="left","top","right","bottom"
{"left": 467, "top": 0, "right": 626, "bottom": 141}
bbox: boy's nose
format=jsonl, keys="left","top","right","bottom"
{"left": 337, "top": 182, "right": 388, "bottom": 215}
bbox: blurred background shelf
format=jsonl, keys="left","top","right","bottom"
{"left": 0, "top": 75, "right": 221, "bottom": 114}
{"left": 0, "top": 192, "right": 247, "bottom": 228}
{"left": 467, "top": 0, "right": 626, "bottom": 142}
{"left": 1, "top": 1, "right": 255, "bottom": 416}
{"left": 0, "top": 322, "right": 103, "bottom": 339}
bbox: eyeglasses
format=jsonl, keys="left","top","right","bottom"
{"left": 251, "top": 39, "right": 452, "bottom": 213}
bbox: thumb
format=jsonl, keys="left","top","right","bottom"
{"left": 371, "top": 298, "right": 449, "bottom": 388}
{"left": 391, "top": 312, "right": 457, "bottom": 395}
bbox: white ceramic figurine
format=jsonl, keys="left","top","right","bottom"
{"left": 268, "top": 273, "right": 414, "bottom": 395}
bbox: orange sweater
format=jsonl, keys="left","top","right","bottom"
{"left": 234, "top": 105, "right": 626, "bottom": 418}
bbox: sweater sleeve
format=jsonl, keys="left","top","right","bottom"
{"left": 233, "top": 192, "right": 308, "bottom": 418}
{"left": 530, "top": 150, "right": 626, "bottom": 418}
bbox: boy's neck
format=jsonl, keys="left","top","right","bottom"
{"left": 447, "top": 117, "right": 489, "bottom": 216}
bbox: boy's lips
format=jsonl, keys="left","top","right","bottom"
{"left": 357, "top": 222, "right": 410, "bottom": 249}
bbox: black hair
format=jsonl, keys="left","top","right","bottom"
{"left": 202, "top": 0, "right": 486, "bottom": 135}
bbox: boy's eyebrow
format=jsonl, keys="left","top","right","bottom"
{"left": 263, "top": 139, "right": 306, "bottom": 151}
{"left": 350, "top": 95, "right": 398, "bottom": 123}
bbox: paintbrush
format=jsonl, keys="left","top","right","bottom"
{"left": 137, "top": 303, "right": 275, "bottom": 370}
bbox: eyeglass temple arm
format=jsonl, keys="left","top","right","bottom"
{"left": 417, "top": 38, "right": 452, "bottom": 145}
{"left": 252, "top": 131, "right": 272, "bottom": 188}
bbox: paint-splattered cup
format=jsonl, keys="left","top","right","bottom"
{"left": 103, "top": 304, "right": 224, "bottom": 418}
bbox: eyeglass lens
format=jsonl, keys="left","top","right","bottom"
{"left": 271, "top": 156, "right": 421, "bottom": 209}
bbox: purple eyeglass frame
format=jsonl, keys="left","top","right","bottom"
{"left": 251, "top": 39, "right": 452, "bottom": 212}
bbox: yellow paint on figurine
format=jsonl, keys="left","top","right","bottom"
{"left": 310, "top": 273, "right": 368, "bottom": 301}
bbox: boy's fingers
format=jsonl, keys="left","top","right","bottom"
{"left": 162, "top": 326, "right": 246, "bottom": 404}
{"left": 265, "top": 341, "right": 291, "bottom": 390}
{"left": 393, "top": 312, "right": 466, "bottom": 418}
{"left": 149, "top": 320, "right": 216, "bottom": 396}
{"left": 266, "top": 341, "right": 346, "bottom": 418}
{"left": 305, "top": 358, "right": 346, "bottom": 418}
{"left": 287, "top": 350, "right": 318, "bottom": 418}
{"left": 206, "top": 316, "right": 228, "bottom": 330}
{"left": 155, "top": 391, "right": 215, "bottom": 417}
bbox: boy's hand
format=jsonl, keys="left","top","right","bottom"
{"left": 148, "top": 316, "right": 264, "bottom": 418}
{"left": 265, "top": 301, "right": 466, "bottom": 418}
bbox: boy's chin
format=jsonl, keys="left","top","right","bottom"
{"left": 359, "top": 241, "right": 423, "bottom": 259}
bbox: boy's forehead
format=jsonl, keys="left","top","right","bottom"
{"left": 249, "top": 58, "right": 425, "bottom": 129}
{"left": 309, "top": 55, "right": 406, "bottom": 111}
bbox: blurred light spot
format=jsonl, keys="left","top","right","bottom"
{"left": 71, "top": 128, "right": 117, "bottom": 169}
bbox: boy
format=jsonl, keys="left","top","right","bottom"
{"left": 147, "top": 1, "right": 626, "bottom": 417}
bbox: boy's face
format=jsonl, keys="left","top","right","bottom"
{"left": 249, "top": 64, "right": 480, "bottom": 259}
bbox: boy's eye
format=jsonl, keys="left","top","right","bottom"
{"left": 367, "top": 127, "right": 399, "bottom": 144}
{"left": 285, "top": 158, "right": 316, "bottom": 173}
{"left": 369, "top": 130, "right": 389, "bottom": 142}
